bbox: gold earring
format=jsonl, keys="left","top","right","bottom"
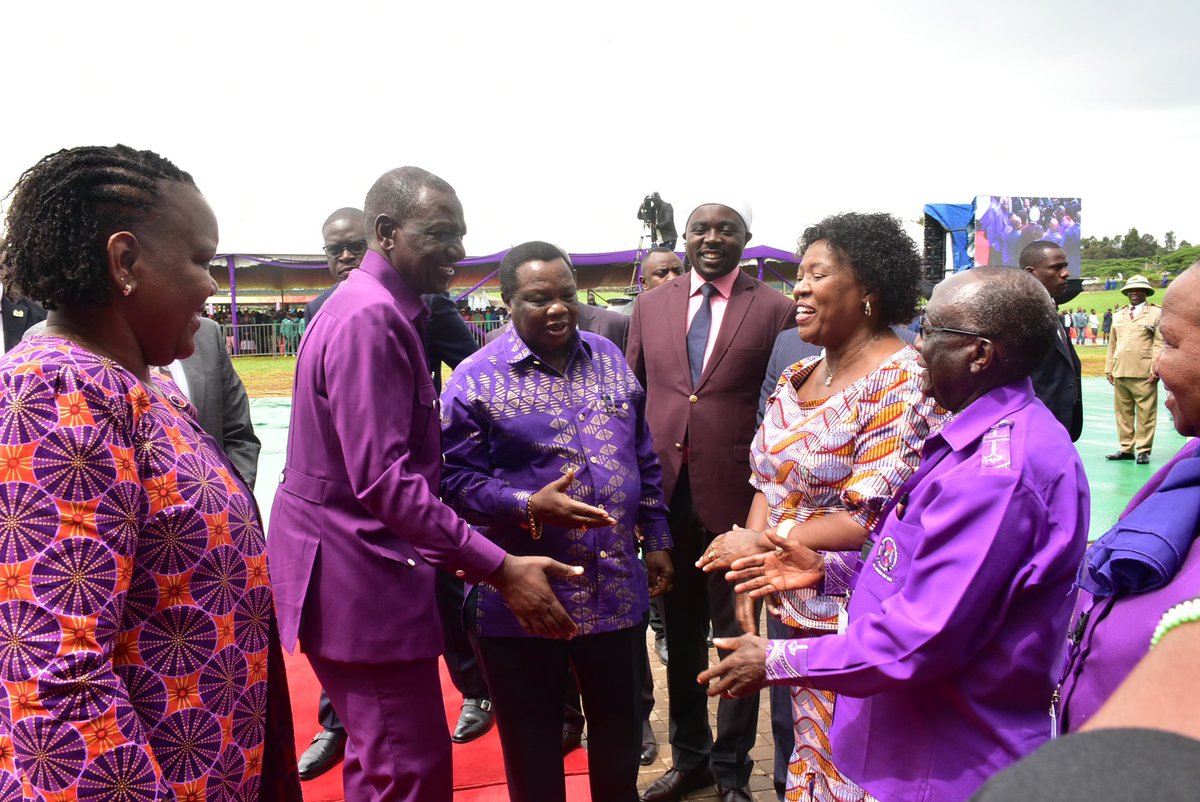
{"left": 864, "top": 300, "right": 872, "bottom": 317}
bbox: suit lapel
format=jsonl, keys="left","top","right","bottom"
{"left": 697, "top": 272, "right": 755, "bottom": 390}
{"left": 180, "top": 337, "right": 209, "bottom": 417}
{"left": 666, "top": 278, "right": 692, "bottom": 384}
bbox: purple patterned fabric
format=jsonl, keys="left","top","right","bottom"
{"left": 440, "top": 329, "right": 671, "bottom": 637}
{"left": 0, "top": 335, "right": 281, "bottom": 800}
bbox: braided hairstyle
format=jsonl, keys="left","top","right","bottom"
{"left": 2, "top": 145, "right": 196, "bottom": 309}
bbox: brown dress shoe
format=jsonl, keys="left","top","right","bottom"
{"left": 639, "top": 767, "right": 715, "bottom": 802}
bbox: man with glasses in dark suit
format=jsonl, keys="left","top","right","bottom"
{"left": 306, "top": 207, "right": 369, "bottom": 321}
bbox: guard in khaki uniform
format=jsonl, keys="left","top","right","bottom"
{"left": 1104, "top": 274, "right": 1164, "bottom": 464}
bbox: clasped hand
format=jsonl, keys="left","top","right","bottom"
{"left": 696, "top": 526, "right": 770, "bottom": 572}
{"left": 726, "top": 528, "right": 825, "bottom": 599}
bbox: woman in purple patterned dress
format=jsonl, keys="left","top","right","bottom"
{"left": 0, "top": 145, "right": 300, "bottom": 801}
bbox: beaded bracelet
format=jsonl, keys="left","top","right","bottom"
{"left": 1149, "top": 597, "right": 1200, "bottom": 649}
{"left": 526, "top": 498, "right": 543, "bottom": 541}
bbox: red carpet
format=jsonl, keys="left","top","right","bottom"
{"left": 284, "top": 650, "right": 591, "bottom": 800}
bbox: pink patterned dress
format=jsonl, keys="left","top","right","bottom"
{"left": 0, "top": 336, "right": 298, "bottom": 802}
{"left": 751, "top": 346, "right": 946, "bottom": 802}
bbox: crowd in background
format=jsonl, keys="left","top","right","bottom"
{"left": 0, "top": 146, "right": 1195, "bottom": 802}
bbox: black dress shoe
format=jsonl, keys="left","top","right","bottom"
{"left": 1137, "top": 452, "right": 1151, "bottom": 464}
{"left": 639, "top": 767, "right": 714, "bottom": 802}
{"left": 562, "top": 725, "right": 583, "bottom": 755}
{"left": 1106, "top": 451, "right": 1134, "bottom": 461}
{"left": 654, "top": 635, "right": 669, "bottom": 666}
{"left": 298, "top": 728, "right": 347, "bottom": 781}
{"left": 718, "top": 786, "right": 753, "bottom": 802}
{"left": 640, "top": 720, "right": 658, "bottom": 765}
{"left": 451, "top": 698, "right": 493, "bottom": 744}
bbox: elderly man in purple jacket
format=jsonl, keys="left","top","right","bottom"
{"left": 702, "top": 267, "right": 1090, "bottom": 802}
{"left": 268, "top": 167, "right": 580, "bottom": 802}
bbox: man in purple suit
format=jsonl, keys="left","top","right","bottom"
{"left": 628, "top": 201, "right": 796, "bottom": 802}
{"left": 268, "top": 166, "right": 580, "bottom": 802}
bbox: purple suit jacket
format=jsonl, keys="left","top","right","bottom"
{"left": 268, "top": 252, "right": 506, "bottom": 664}
{"left": 626, "top": 270, "right": 796, "bottom": 532}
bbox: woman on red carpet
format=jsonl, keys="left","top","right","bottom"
{"left": 0, "top": 145, "right": 300, "bottom": 801}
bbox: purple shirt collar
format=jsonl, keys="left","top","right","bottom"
{"left": 930, "top": 378, "right": 1036, "bottom": 454}
{"left": 499, "top": 324, "right": 594, "bottom": 370}
{"left": 357, "top": 250, "right": 430, "bottom": 325}
{"left": 1079, "top": 438, "right": 1200, "bottom": 598}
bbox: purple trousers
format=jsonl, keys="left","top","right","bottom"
{"left": 308, "top": 654, "right": 452, "bottom": 802}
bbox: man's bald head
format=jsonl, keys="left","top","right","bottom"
{"left": 364, "top": 167, "right": 456, "bottom": 237}
{"left": 939, "top": 267, "right": 1059, "bottom": 379}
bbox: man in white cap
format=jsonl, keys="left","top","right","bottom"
{"left": 627, "top": 201, "right": 796, "bottom": 802}
{"left": 1105, "top": 274, "right": 1165, "bottom": 464}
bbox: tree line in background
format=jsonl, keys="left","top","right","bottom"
{"left": 1082, "top": 228, "right": 1189, "bottom": 259}
{"left": 1080, "top": 227, "right": 1198, "bottom": 279}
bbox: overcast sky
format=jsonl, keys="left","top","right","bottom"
{"left": 2, "top": 0, "right": 1197, "bottom": 256}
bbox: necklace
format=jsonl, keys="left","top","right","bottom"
{"left": 43, "top": 324, "right": 147, "bottom": 381}
{"left": 824, "top": 332, "right": 881, "bottom": 387}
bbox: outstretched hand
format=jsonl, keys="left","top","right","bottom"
{"left": 529, "top": 470, "right": 616, "bottom": 529}
{"left": 697, "top": 634, "right": 768, "bottom": 699}
{"left": 726, "top": 528, "right": 825, "bottom": 599}
{"left": 697, "top": 526, "right": 770, "bottom": 573}
{"left": 489, "top": 555, "right": 583, "bottom": 639}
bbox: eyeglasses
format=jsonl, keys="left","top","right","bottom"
{"left": 919, "top": 315, "right": 988, "bottom": 340}
{"left": 322, "top": 239, "right": 368, "bottom": 259}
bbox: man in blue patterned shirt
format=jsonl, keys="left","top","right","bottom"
{"left": 441, "top": 240, "right": 673, "bottom": 802}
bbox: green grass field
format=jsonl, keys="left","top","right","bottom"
{"left": 1068, "top": 288, "right": 1153, "bottom": 315}
{"left": 233, "top": 343, "right": 1115, "bottom": 399}
{"left": 231, "top": 356, "right": 296, "bottom": 397}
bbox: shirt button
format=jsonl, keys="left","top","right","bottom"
{"left": 599, "top": 550, "right": 608, "bottom": 559}
{"left": 674, "top": 442, "right": 683, "bottom": 451}
{"left": 689, "top": 394, "right": 698, "bottom": 403}
{"left": 455, "top": 570, "right": 466, "bottom": 578}
{"left": 589, "top": 456, "right": 598, "bottom": 464}
{"left": 407, "top": 559, "right": 416, "bottom": 567}
{"left": 579, "top": 413, "right": 586, "bottom": 420}
{"left": 279, "top": 472, "right": 286, "bottom": 483}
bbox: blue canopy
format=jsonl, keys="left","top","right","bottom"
{"left": 924, "top": 202, "right": 975, "bottom": 272}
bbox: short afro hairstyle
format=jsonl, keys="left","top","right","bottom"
{"left": 499, "top": 241, "right": 572, "bottom": 300}
{"left": 798, "top": 212, "right": 923, "bottom": 327}
{"left": 1018, "top": 240, "right": 1064, "bottom": 269}
{"left": 2, "top": 144, "right": 196, "bottom": 310}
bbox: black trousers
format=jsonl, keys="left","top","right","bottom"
{"left": 317, "top": 569, "right": 489, "bottom": 733}
{"left": 663, "top": 467, "right": 760, "bottom": 788}
{"left": 435, "top": 569, "right": 490, "bottom": 700}
{"left": 767, "top": 614, "right": 801, "bottom": 800}
{"left": 476, "top": 618, "right": 647, "bottom": 802}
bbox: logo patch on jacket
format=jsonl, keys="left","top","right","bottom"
{"left": 873, "top": 536, "right": 899, "bottom": 581}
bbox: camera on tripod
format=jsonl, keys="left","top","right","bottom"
{"left": 637, "top": 194, "right": 657, "bottom": 226}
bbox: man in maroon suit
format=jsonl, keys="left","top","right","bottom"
{"left": 627, "top": 202, "right": 796, "bottom": 802}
